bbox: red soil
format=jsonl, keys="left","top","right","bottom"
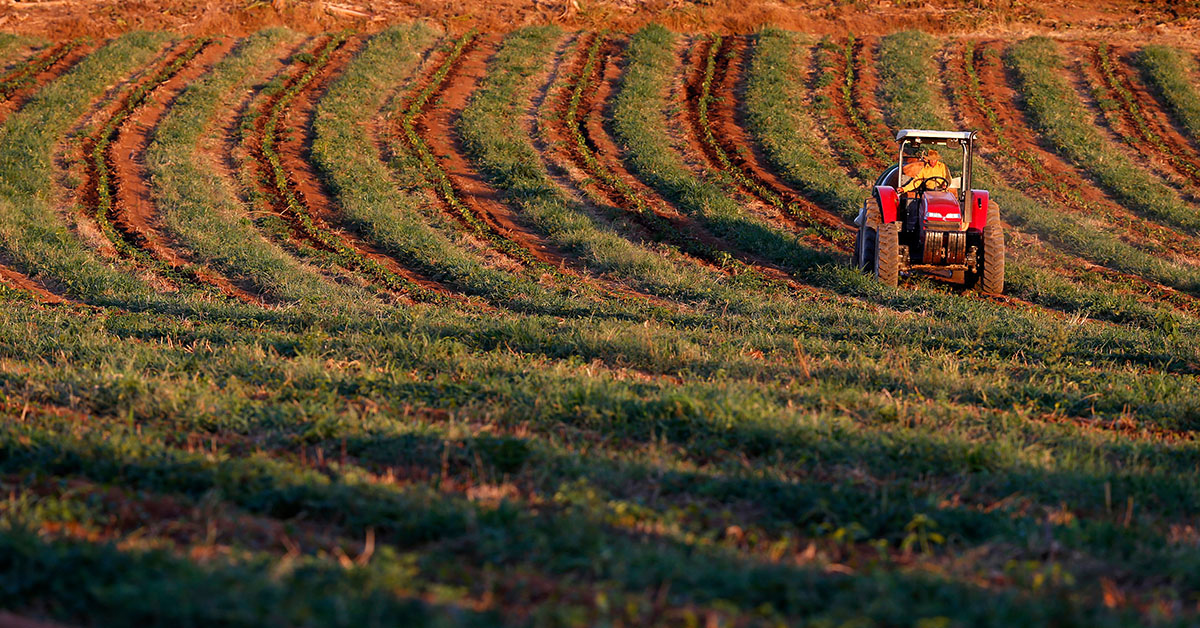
{"left": 416, "top": 35, "right": 576, "bottom": 270}
{"left": 822, "top": 37, "right": 889, "bottom": 174}
{"left": 106, "top": 38, "right": 266, "bottom": 305}
{"left": 259, "top": 36, "right": 464, "bottom": 303}
{"left": 712, "top": 35, "right": 853, "bottom": 240}
{"left": 0, "top": 0, "right": 1191, "bottom": 42}
{"left": 549, "top": 34, "right": 795, "bottom": 286}
{"left": 964, "top": 41, "right": 1200, "bottom": 265}
{"left": 1096, "top": 43, "right": 1200, "bottom": 188}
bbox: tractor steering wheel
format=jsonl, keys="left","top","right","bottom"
{"left": 917, "top": 176, "right": 950, "bottom": 193}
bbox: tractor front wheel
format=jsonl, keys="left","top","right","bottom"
{"left": 855, "top": 200, "right": 880, "bottom": 272}
{"left": 979, "top": 206, "right": 1005, "bottom": 295}
{"left": 874, "top": 221, "right": 899, "bottom": 287}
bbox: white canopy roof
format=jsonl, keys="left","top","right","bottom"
{"left": 895, "top": 129, "right": 975, "bottom": 142}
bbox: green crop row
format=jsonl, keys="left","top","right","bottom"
{"left": 395, "top": 31, "right": 557, "bottom": 273}
{"left": 695, "top": 35, "right": 845, "bottom": 243}
{"left": 878, "top": 31, "right": 1200, "bottom": 327}
{"left": 810, "top": 36, "right": 880, "bottom": 182}
{"left": 89, "top": 37, "right": 219, "bottom": 295}
{"left": 958, "top": 43, "right": 1192, "bottom": 259}
{"left": 0, "top": 38, "right": 80, "bottom": 100}
{"left": 839, "top": 35, "right": 892, "bottom": 163}
{"left": 146, "top": 29, "right": 372, "bottom": 306}
{"left": 611, "top": 25, "right": 837, "bottom": 276}
{"left": 1095, "top": 43, "right": 1200, "bottom": 182}
{"left": 743, "top": 28, "right": 867, "bottom": 219}
{"left": 258, "top": 33, "right": 448, "bottom": 304}
{"left": 1007, "top": 37, "right": 1200, "bottom": 236}
{"left": 1135, "top": 45, "right": 1200, "bottom": 148}
{"left": 560, "top": 34, "right": 784, "bottom": 288}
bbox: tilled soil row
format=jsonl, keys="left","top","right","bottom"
{"left": 84, "top": 37, "right": 262, "bottom": 303}
{"left": 695, "top": 35, "right": 852, "bottom": 245}
{"left": 1091, "top": 43, "right": 1200, "bottom": 190}
{"left": 0, "top": 41, "right": 93, "bottom": 304}
{"left": 402, "top": 32, "right": 680, "bottom": 311}
{"left": 105, "top": 37, "right": 266, "bottom": 305}
{"left": 251, "top": 34, "right": 462, "bottom": 306}
{"left": 552, "top": 33, "right": 798, "bottom": 289}
{"left": 955, "top": 41, "right": 1200, "bottom": 264}
{"left": 944, "top": 41, "right": 1200, "bottom": 315}
{"left": 817, "top": 37, "right": 890, "bottom": 174}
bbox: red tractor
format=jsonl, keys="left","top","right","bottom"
{"left": 854, "top": 129, "right": 1004, "bottom": 294}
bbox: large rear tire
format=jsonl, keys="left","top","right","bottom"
{"left": 875, "top": 221, "right": 899, "bottom": 287}
{"left": 980, "top": 206, "right": 1005, "bottom": 295}
{"left": 855, "top": 200, "right": 880, "bottom": 272}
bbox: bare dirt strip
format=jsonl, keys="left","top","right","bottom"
{"left": 406, "top": 33, "right": 683, "bottom": 310}
{"left": 1090, "top": 43, "right": 1200, "bottom": 190}
{"left": 252, "top": 36, "right": 465, "bottom": 306}
{"left": 105, "top": 37, "right": 267, "bottom": 305}
{"left": 960, "top": 41, "right": 1200, "bottom": 266}
{"left": 821, "top": 37, "right": 890, "bottom": 173}
{"left": 547, "top": 33, "right": 802, "bottom": 290}
{"left": 706, "top": 35, "right": 853, "bottom": 242}
{"left": 414, "top": 34, "right": 572, "bottom": 270}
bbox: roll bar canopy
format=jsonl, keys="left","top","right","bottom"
{"left": 895, "top": 129, "right": 976, "bottom": 143}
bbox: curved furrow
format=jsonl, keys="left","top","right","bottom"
{"left": 945, "top": 40, "right": 1200, "bottom": 307}
{"left": 1006, "top": 37, "right": 1200, "bottom": 238}
{"left": 948, "top": 43, "right": 1179, "bottom": 249}
{"left": 252, "top": 34, "right": 462, "bottom": 306}
{"left": 675, "top": 37, "right": 835, "bottom": 254}
{"left": 551, "top": 33, "right": 801, "bottom": 292}
{"left": 1090, "top": 43, "right": 1200, "bottom": 190}
{"left": 401, "top": 33, "right": 570, "bottom": 275}
{"left": 0, "top": 39, "right": 81, "bottom": 100}
{"left": 691, "top": 35, "right": 851, "bottom": 245}
{"left": 85, "top": 38, "right": 233, "bottom": 298}
{"left": 406, "top": 32, "right": 686, "bottom": 312}
{"left": 103, "top": 37, "right": 268, "bottom": 306}
{"left": 813, "top": 36, "right": 890, "bottom": 177}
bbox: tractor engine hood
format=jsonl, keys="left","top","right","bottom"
{"left": 920, "top": 191, "right": 963, "bottom": 226}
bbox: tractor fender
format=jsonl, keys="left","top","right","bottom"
{"left": 874, "top": 186, "right": 899, "bottom": 223}
{"left": 968, "top": 190, "right": 989, "bottom": 230}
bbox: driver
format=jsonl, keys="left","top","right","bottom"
{"left": 900, "top": 148, "right": 951, "bottom": 195}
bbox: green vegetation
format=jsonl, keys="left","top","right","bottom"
{"left": 0, "top": 31, "right": 170, "bottom": 304}
{"left": 1, "top": 25, "right": 1200, "bottom": 627}
{"left": 146, "top": 29, "right": 366, "bottom": 305}
{"left": 744, "top": 28, "right": 869, "bottom": 217}
{"left": 1008, "top": 37, "right": 1200, "bottom": 236}
{"left": 0, "top": 39, "right": 78, "bottom": 99}
{"left": 612, "top": 25, "right": 835, "bottom": 274}
{"left": 1136, "top": 44, "right": 1200, "bottom": 146}
{"left": 89, "top": 37, "right": 211, "bottom": 282}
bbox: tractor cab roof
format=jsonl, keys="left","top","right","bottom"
{"left": 895, "top": 129, "right": 976, "bottom": 144}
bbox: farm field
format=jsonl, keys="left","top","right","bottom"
{"left": 1, "top": 9, "right": 1200, "bottom": 627}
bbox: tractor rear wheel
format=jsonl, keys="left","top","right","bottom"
{"left": 874, "top": 221, "right": 899, "bottom": 287}
{"left": 855, "top": 200, "right": 880, "bottom": 272}
{"left": 979, "top": 206, "right": 1005, "bottom": 295}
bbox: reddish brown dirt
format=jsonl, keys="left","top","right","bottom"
{"left": 963, "top": 41, "right": 1200, "bottom": 265}
{"left": 1096, "top": 44, "right": 1200, "bottom": 188}
{"left": 820, "top": 38, "right": 889, "bottom": 174}
{"left": 106, "top": 38, "right": 267, "bottom": 305}
{"left": 0, "top": 41, "right": 88, "bottom": 118}
{"left": 549, "top": 34, "right": 798, "bottom": 288}
{"left": 259, "top": 36, "right": 466, "bottom": 303}
{"left": 677, "top": 38, "right": 829, "bottom": 253}
{"left": 850, "top": 36, "right": 894, "bottom": 157}
{"left": 416, "top": 35, "right": 579, "bottom": 270}
{"left": 0, "top": 1, "right": 1192, "bottom": 42}
{"left": 714, "top": 35, "right": 853, "bottom": 240}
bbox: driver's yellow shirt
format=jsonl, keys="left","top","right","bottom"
{"left": 900, "top": 161, "right": 951, "bottom": 192}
